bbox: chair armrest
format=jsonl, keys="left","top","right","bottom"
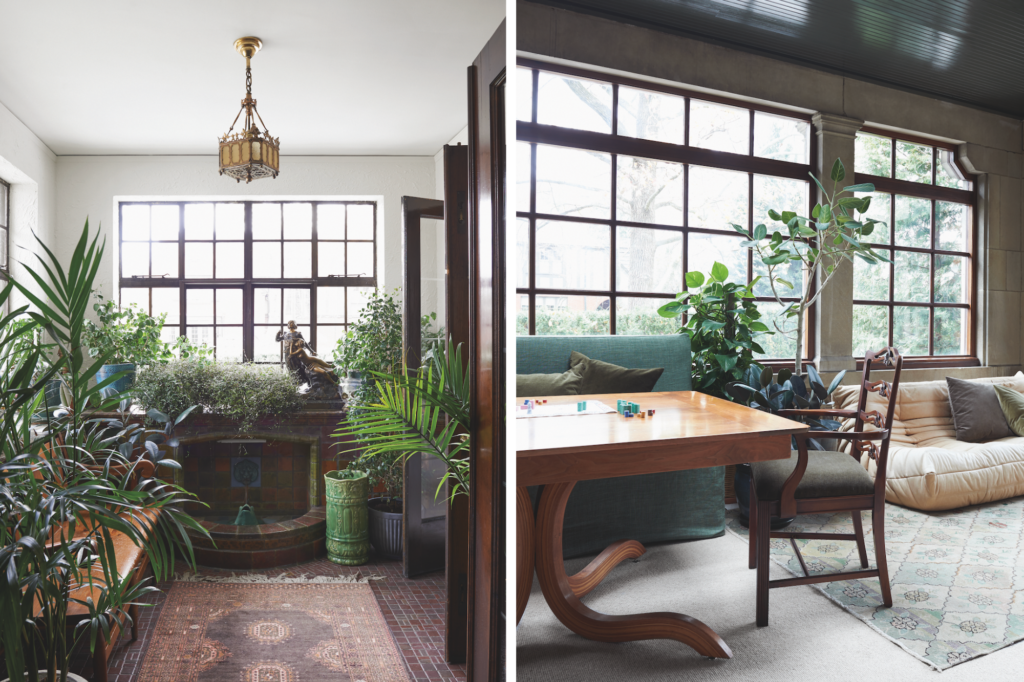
{"left": 778, "top": 409, "right": 859, "bottom": 419}
{"left": 796, "top": 429, "right": 889, "bottom": 442}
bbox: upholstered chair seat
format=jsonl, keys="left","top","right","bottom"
{"left": 752, "top": 451, "right": 876, "bottom": 501}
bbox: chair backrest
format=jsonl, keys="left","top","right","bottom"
{"left": 515, "top": 334, "right": 692, "bottom": 391}
{"left": 853, "top": 346, "right": 904, "bottom": 486}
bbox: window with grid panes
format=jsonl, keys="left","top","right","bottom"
{"left": 516, "top": 61, "right": 815, "bottom": 362}
{"left": 119, "top": 200, "right": 376, "bottom": 362}
{"left": 852, "top": 131, "right": 975, "bottom": 362}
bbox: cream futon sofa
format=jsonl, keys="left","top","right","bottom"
{"left": 833, "top": 372, "right": 1024, "bottom": 511}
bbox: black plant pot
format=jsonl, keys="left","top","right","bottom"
{"left": 368, "top": 497, "right": 403, "bottom": 560}
{"left": 734, "top": 463, "right": 794, "bottom": 530}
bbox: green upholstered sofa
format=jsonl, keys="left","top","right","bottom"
{"left": 517, "top": 334, "right": 725, "bottom": 558}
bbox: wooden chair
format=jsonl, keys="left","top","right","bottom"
{"left": 749, "top": 346, "right": 903, "bottom": 627}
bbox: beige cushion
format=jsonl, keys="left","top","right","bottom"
{"left": 833, "top": 372, "right": 1024, "bottom": 511}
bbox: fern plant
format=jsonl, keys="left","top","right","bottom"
{"left": 333, "top": 339, "right": 470, "bottom": 502}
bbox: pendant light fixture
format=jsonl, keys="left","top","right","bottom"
{"left": 219, "top": 36, "right": 280, "bottom": 183}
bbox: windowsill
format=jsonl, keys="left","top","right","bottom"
{"left": 855, "top": 356, "right": 980, "bottom": 371}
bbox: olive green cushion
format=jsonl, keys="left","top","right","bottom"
{"left": 751, "top": 450, "right": 875, "bottom": 501}
{"left": 995, "top": 385, "right": 1024, "bottom": 437}
{"left": 515, "top": 365, "right": 584, "bottom": 398}
{"left": 569, "top": 350, "right": 664, "bottom": 395}
{"left": 947, "top": 376, "right": 1014, "bottom": 442}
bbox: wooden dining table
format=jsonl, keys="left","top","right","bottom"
{"left": 516, "top": 391, "right": 808, "bottom": 659}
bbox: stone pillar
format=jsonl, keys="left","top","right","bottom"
{"left": 959, "top": 143, "right": 1023, "bottom": 370}
{"left": 812, "top": 113, "right": 863, "bottom": 372}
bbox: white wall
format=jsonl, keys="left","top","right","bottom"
{"left": 55, "top": 155, "right": 435, "bottom": 302}
{"left": 0, "top": 99, "right": 57, "bottom": 309}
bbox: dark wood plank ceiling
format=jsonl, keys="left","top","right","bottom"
{"left": 529, "top": 0, "right": 1024, "bottom": 118}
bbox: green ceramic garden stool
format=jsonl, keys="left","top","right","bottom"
{"left": 324, "top": 469, "right": 370, "bottom": 565}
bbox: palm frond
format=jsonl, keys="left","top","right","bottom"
{"left": 334, "top": 338, "right": 470, "bottom": 502}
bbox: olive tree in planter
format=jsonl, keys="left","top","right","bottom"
{"left": 736, "top": 158, "right": 887, "bottom": 374}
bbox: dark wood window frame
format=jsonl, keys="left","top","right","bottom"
{"left": 516, "top": 58, "right": 818, "bottom": 365}
{"left": 853, "top": 127, "right": 978, "bottom": 369}
{"left": 118, "top": 199, "right": 377, "bottom": 363}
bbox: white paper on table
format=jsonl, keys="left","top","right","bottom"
{"left": 515, "top": 399, "right": 616, "bottom": 419}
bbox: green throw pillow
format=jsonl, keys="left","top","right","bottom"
{"left": 569, "top": 350, "right": 664, "bottom": 395}
{"left": 995, "top": 385, "right": 1024, "bottom": 436}
{"left": 516, "top": 364, "right": 584, "bottom": 398}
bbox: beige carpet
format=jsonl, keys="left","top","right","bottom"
{"left": 516, "top": 529, "right": 1024, "bottom": 681}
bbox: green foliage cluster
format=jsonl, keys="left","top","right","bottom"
{"left": 0, "top": 221, "right": 204, "bottom": 681}
{"left": 133, "top": 360, "right": 303, "bottom": 433}
{"left": 169, "top": 334, "right": 215, "bottom": 361}
{"left": 333, "top": 288, "right": 403, "bottom": 408}
{"left": 331, "top": 289, "right": 404, "bottom": 499}
{"left": 83, "top": 294, "right": 172, "bottom": 366}
{"left": 329, "top": 288, "right": 446, "bottom": 502}
{"left": 730, "top": 364, "right": 847, "bottom": 446}
{"left": 658, "top": 262, "right": 770, "bottom": 401}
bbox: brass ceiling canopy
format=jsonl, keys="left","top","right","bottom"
{"left": 219, "top": 36, "right": 280, "bottom": 183}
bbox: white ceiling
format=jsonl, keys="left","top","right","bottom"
{"left": 0, "top": 0, "right": 504, "bottom": 156}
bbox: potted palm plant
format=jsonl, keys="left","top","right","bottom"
{"left": 333, "top": 339, "right": 470, "bottom": 561}
{"left": 1, "top": 222, "right": 207, "bottom": 682}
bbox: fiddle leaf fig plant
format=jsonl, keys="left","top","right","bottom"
{"left": 737, "top": 158, "right": 889, "bottom": 374}
{"left": 658, "top": 262, "right": 771, "bottom": 401}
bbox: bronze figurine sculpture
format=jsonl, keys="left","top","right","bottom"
{"left": 276, "top": 320, "right": 342, "bottom": 400}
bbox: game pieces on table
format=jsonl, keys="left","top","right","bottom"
{"left": 616, "top": 399, "right": 652, "bottom": 419}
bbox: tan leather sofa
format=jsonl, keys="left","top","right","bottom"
{"left": 832, "top": 372, "right": 1024, "bottom": 511}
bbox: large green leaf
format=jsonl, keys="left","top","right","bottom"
{"left": 830, "top": 158, "right": 845, "bottom": 182}
{"left": 715, "top": 354, "right": 738, "bottom": 373}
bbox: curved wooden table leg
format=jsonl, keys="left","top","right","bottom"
{"left": 568, "top": 539, "right": 646, "bottom": 598}
{"left": 535, "top": 481, "right": 732, "bottom": 659}
{"left": 516, "top": 486, "right": 536, "bottom": 625}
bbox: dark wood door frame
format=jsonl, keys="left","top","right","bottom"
{"left": 401, "top": 196, "right": 445, "bottom": 579}
{"left": 467, "top": 18, "right": 506, "bottom": 682}
{"left": 444, "top": 144, "right": 471, "bottom": 665}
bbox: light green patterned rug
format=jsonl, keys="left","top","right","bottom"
{"left": 726, "top": 498, "right": 1024, "bottom": 670}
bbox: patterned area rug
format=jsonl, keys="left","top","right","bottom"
{"left": 727, "top": 499, "right": 1024, "bottom": 671}
{"left": 137, "top": 576, "right": 410, "bottom": 681}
